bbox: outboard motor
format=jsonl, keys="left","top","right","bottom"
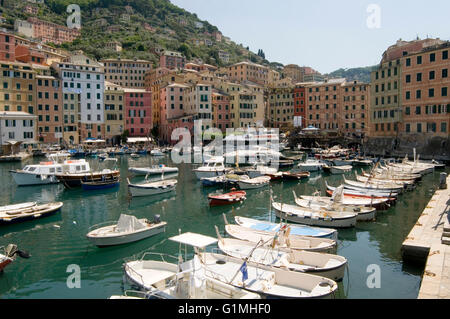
{"left": 5, "top": 244, "right": 31, "bottom": 259}
{"left": 154, "top": 215, "right": 161, "bottom": 224}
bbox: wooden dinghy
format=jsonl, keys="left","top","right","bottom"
{"left": 234, "top": 216, "right": 338, "bottom": 240}
{"left": 223, "top": 218, "right": 337, "bottom": 254}
{"left": 127, "top": 178, "right": 177, "bottom": 197}
{"left": 208, "top": 190, "right": 246, "bottom": 207}
{"left": 216, "top": 228, "right": 347, "bottom": 281}
{"left": 281, "top": 171, "right": 311, "bottom": 181}
{"left": 272, "top": 202, "right": 358, "bottom": 229}
{"left": 0, "top": 202, "right": 63, "bottom": 224}
{"left": 293, "top": 192, "right": 376, "bottom": 222}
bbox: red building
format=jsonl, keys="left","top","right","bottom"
{"left": 159, "top": 51, "right": 186, "bottom": 70}
{"left": 293, "top": 84, "right": 307, "bottom": 127}
{"left": 15, "top": 45, "right": 46, "bottom": 65}
{"left": 124, "top": 89, "right": 152, "bottom": 137}
{"left": 0, "top": 31, "right": 15, "bottom": 62}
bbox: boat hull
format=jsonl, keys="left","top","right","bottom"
{"left": 82, "top": 181, "right": 120, "bottom": 191}
{"left": 128, "top": 185, "right": 176, "bottom": 197}
{"left": 11, "top": 171, "right": 59, "bottom": 186}
{"left": 0, "top": 202, "right": 63, "bottom": 225}
{"left": 0, "top": 257, "right": 13, "bottom": 272}
{"left": 56, "top": 171, "right": 120, "bottom": 188}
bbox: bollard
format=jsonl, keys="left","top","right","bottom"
{"left": 440, "top": 173, "right": 448, "bottom": 190}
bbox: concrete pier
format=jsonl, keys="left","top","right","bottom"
{"left": 401, "top": 175, "right": 450, "bottom": 299}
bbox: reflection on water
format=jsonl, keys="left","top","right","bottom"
{"left": 0, "top": 154, "right": 447, "bottom": 299}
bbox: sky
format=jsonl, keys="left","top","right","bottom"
{"left": 170, "top": 0, "right": 450, "bottom": 74}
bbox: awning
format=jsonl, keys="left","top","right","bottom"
{"left": 127, "top": 137, "right": 153, "bottom": 144}
{"left": 83, "top": 139, "right": 106, "bottom": 144}
{"left": 169, "top": 233, "right": 218, "bottom": 249}
{"left": 5, "top": 140, "right": 21, "bottom": 145}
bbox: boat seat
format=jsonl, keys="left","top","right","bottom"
{"left": 311, "top": 282, "right": 333, "bottom": 296}
{"left": 323, "top": 258, "right": 342, "bottom": 269}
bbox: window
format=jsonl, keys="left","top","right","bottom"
{"left": 406, "top": 58, "right": 411, "bottom": 67}
{"left": 406, "top": 124, "right": 411, "bottom": 133}
{"left": 429, "top": 71, "right": 435, "bottom": 80}
{"left": 417, "top": 123, "right": 422, "bottom": 133}
{"left": 443, "top": 69, "right": 448, "bottom": 78}
{"left": 417, "top": 56, "right": 422, "bottom": 64}
{"left": 430, "top": 53, "right": 436, "bottom": 62}
{"left": 442, "top": 87, "right": 448, "bottom": 97}
{"left": 442, "top": 122, "right": 447, "bottom": 133}
{"left": 417, "top": 73, "right": 422, "bottom": 82}
{"left": 405, "top": 107, "right": 410, "bottom": 115}
{"left": 429, "top": 88, "right": 435, "bottom": 98}
{"left": 443, "top": 51, "right": 448, "bottom": 60}
{"left": 406, "top": 75, "right": 411, "bottom": 83}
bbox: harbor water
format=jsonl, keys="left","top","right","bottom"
{"left": 0, "top": 154, "right": 447, "bottom": 299}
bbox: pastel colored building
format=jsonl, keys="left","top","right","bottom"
{"left": 160, "top": 51, "right": 186, "bottom": 70}
{"left": 227, "top": 61, "right": 269, "bottom": 86}
{"left": 293, "top": 84, "right": 307, "bottom": 128}
{"left": 160, "top": 83, "right": 190, "bottom": 143}
{"left": 268, "top": 87, "right": 295, "bottom": 129}
{"left": 36, "top": 74, "right": 63, "bottom": 144}
{"left": 101, "top": 58, "right": 151, "bottom": 88}
{"left": 401, "top": 42, "right": 450, "bottom": 138}
{"left": 26, "top": 17, "right": 81, "bottom": 45}
{"left": 104, "top": 81, "right": 125, "bottom": 145}
{"left": 124, "top": 89, "right": 152, "bottom": 137}
{"left": 0, "top": 31, "right": 15, "bottom": 62}
{"left": 341, "top": 81, "right": 370, "bottom": 138}
{"left": 212, "top": 90, "right": 231, "bottom": 132}
{"left": 0, "top": 111, "right": 37, "bottom": 155}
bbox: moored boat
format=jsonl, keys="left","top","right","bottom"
{"left": 208, "top": 190, "right": 246, "bottom": 207}
{"left": 216, "top": 230, "right": 347, "bottom": 281}
{"left": 81, "top": 176, "right": 120, "bottom": 191}
{"left": 87, "top": 214, "right": 166, "bottom": 247}
{"left": 238, "top": 176, "right": 271, "bottom": 190}
{"left": 129, "top": 165, "right": 179, "bottom": 176}
{"left": 272, "top": 202, "right": 358, "bottom": 228}
{"left": 127, "top": 178, "right": 177, "bottom": 197}
{"left": 0, "top": 202, "right": 63, "bottom": 224}
{"left": 0, "top": 244, "right": 31, "bottom": 272}
{"left": 234, "top": 216, "right": 338, "bottom": 240}
{"left": 281, "top": 171, "right": 311, "bottom": 181}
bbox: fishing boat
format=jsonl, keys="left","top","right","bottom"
{"left": 331, "top": 158, "right": 354, "bottom": 166}
{"left": 297, "top": 159, "right": 326, "bottom": 172}
{"left": 223, "top": 218, "right": 336, "bottom": 253}
{"left": 245, "top": 165, "right": 278, "bottom": 179}
{"left": 234, "top": 216, "right": 338, "bottom": 240}
{"left": 281, "top": 171, "right": 311, "bottom": 181}
{"left": 56, "top": 168, "right": 120, "bottom": 188}
{"left": 293, "top": 192, "right": 376, "bottom": 222}
{"left": 0, "top": 202, "right": 63, "bottom": 224}
{"left": 325, "top": 181, "right": 397, "bottom": 204}
{"left": 343, "top": 176, "right": 405, "bottom": 193}
{"left": 237, "top": 176, "right": 271, "bottom": 190}
{"left": 208, "top": 190, "right": 246, "bottom": 207}
{"left": 272, "top": 202, "right": 358, "bottom": 228}
{"left": 0, "top": 244, "right": 31, "bottom": 272}
{"left": 329, "top": 165, "right": 353, "bottom": 174}
{"left": 10, "top": 158, "right": 91, "bottom": 186}
{"left": 81, "top": 176, "right": 120, "bottom": 191}
{"left": 172, "top": 233, "right": 339, "bottom": 299}
{"left": 300, "top": 188, "right": 390, "bottom": 211}
{"left": 194, "top": 157, "right": 232, "bottom": 180}
{"left": 215, "top": 229, "right": 347, "bottom": 281}
{"left": 0, "top": 202, "right": 37, "bottom": 213}
{"left": 223, "top": 174, "right": 250, "bottom": 186}
{"left": 129, "top": 165, "right": 179, "bottom": 176}
{"left": 127, "top": 178, "right": 177, "bottom": 197}
{"left": 355, "top": 174, "right": 415, "bottom": 190}
{"left": 86, "top": 214, "right": 166, "bottom": 247}
{"left": 352, "top": 159, "right": 373, "bottom": 167}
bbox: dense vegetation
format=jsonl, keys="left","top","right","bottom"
{"left": 1, "top": 0, "right": 270, "bottom": 67}
{"left": 326, "top": 66, "right": 377, "bottom": 83}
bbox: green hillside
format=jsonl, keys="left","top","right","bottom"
{"left": 0, "top": 0, "right": 270, "bottom": 67}
{"left": 326, "top": 65, "right": 377, "bottom": 83}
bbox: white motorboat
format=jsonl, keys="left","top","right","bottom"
{"left": 223, "top": 220, "right": 337, "bottom": 254}
{"left": 193, "top": 157, "right": 232, "bottom": 180}
{"left": 293, "top": 192, "right": 376, "bottom": 222}
{"left": 150, "top": 149, "right": 165, "bottom": 157}
{"left": 272, "top": 202, "right": 358, "bottom": 228}
{"left": 129, "top": 165, "right": 179, "bottom": 176}
{"left": 215, "top": 230, "right": 347, "bottom": 281}
{"left": 10, "top": 158, "right": 91, "bottom": 186}
{"left": 298, "top": 159, "right": 326, "bottom": 172}
{"left": 330, "top": 165, "right": 353, "bottom": 174}
{"left": 127, "top": 178, "right": 177, "bottom": 197}
{"left": 234, "top": 216, "right": 338, "bottom": 240}
{"left": 237, "top": 176, "right": 271, "bottom": 190}
{"left": 86, "top": 214, "right": 166, "bottom": 247}
{"left": 331, "top": 159, "right": 354, "bottom": 166}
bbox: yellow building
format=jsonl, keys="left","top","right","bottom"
{"left": 104, "top": 81, "right": 125, "bottom": 145}
{"left": 0, "top": 61, "right": 37, "bottom": 114}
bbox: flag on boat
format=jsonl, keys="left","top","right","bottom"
{"left": 240, "top": 262, "right": 248, "bottom": 282}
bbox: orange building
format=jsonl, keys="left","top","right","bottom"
{"left": 401, "top": 42, "right": 450, "bottom": 138}
{"left": 227, "top": 61, "right": 269, "bottom": 86}
{"left": 0, "top": 31, "right": 15, "bottom": 62}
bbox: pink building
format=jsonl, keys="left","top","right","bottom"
{"left": 160, "top": 83, "right": 191, "bottom": 144}
{"left": 0, "top": 31, "right": 15, "bottom": 62}
{"left": 124, "top": 89, "right": 152, "bottom": 137}
{"left": 212, "top": 90, "right": 231, "bottom": 132}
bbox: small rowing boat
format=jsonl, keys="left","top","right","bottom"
{"left": 0, "top": 202, "right": 63, "bottom": 224}
{"left": 208, "top": 190, "right": 246, "bottom": 207}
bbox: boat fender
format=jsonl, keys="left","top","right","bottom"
{"left": 154, "top": 215, "right": 161, "bottom": 224}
